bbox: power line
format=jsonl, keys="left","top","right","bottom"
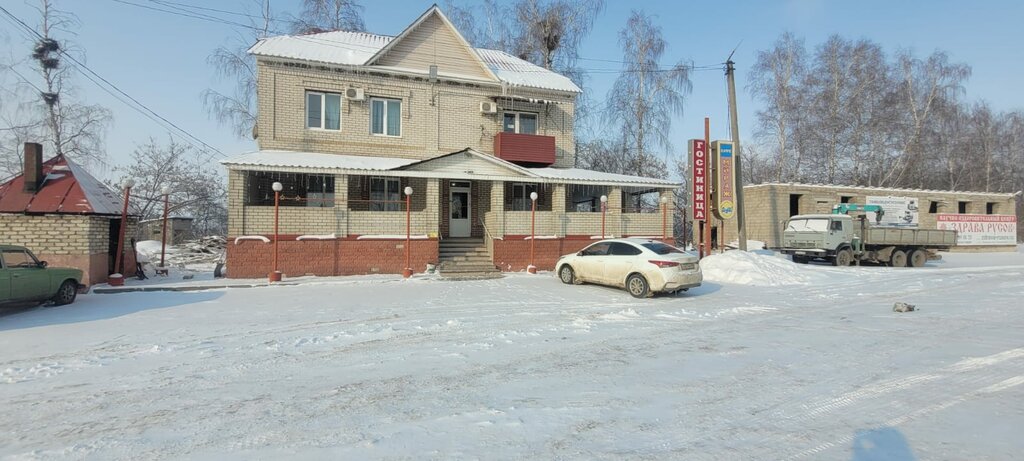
{"left": 0, "top": 4, "right": 225, "bottom": 159}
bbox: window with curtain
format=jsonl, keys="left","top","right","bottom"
{"left": 371, "top": 98, "right": 401, "bottom": 136}
{"left": 369, "top": 176, "right": 401, "bottom": 211}
{"left": 306, "top": 91, "right": 342, "bottom": 130}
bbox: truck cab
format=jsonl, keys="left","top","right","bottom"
{"left": 781, "top": 214, "right": 856, "bottom": 264}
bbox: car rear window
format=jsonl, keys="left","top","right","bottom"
{"left": 641, "top": 243, "right": 683, "bottom": 255}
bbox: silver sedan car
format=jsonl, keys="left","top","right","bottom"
{"left": 555, "top": 238, "right": 702, "bottom": 298}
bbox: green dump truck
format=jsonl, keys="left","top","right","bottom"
{"left": 779, "top": 205, "right": 957, "bottom": 267}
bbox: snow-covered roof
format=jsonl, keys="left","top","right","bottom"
{"left": 221, "top": 150, "right": 678, "bottom": 188}
{"left": 221, "top": 150, "right": 417, "bottom": 171}
{"left": 248, "top": 28, "right": 581, "bottom": 94}
{"left": 749, "top": 182, "right": 1017, "bottom": 198}
{"left": 530, "top": 167, "right": 678, "bottom": 187}
{"left": 0, "top": 155, "right": 124, "bottom": 215}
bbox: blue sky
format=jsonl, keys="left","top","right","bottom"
{"left": 2, "top": 0, "right": 1023, "bottom": 179}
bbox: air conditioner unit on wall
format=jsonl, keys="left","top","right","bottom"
{"left": 480, "top": 101, "right": 498, "bottom": 114}
{"left": 345, "top": 88, "right": 365, "bottom": 101}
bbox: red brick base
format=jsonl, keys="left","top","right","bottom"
{"left": 226, "top": 237, "right": 439, "bottom": 278}
{"left": 493, "top": 236, "right": 674, "bottom": 272}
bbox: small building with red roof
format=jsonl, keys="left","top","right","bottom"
{"left": 0, "top": 143, "right": 138, "bottom": 286}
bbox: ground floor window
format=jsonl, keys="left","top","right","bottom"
{"left": 621, "top": 187, "right": 661, "bottom": 213}
{"left": 567, "top": 184, "right": 608, "bottom": 212}
{"left": 370, "top": 176, "right": 401, "bottom": 211}
{"left": 245, "top": 171, "right": 335, "bottom": 207}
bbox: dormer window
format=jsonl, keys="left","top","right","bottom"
{"left": 371, "top": 98, "right": 402, "bottom": 137}
{"left": 503, "top": 112, "right": 537, "bottom": 135}
{"left": 306, "top": 91, "right": 342, "bottom": 130}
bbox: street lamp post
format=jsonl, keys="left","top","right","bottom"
{"left": 158, "top": 185, "right": 171, "bottom": 275}
{"left": 403, "top": 186, "right": 414, "bottom": 278}
{"left": 600, "top": 194, "right": 608, "bottom": 239}
{"left": 661, "top": 196, "right": 668, "bottom": 242}
{"left": 528, "top": 191, "right": 538, "bottom": 274}
{"left": 269, "top": 181, "right": 283, "bottom": 282}
{"left": 109, "top": 179, "right": 135, "bottom": 286}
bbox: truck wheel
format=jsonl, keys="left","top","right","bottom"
{"left": 909, "top": 249, "right": 927, "bottom": 268}
{"left": 834, "top": 249, "right": 853, "bottom": 267}
{"left": 792, "top": 255, "right": 807, "bottom": 264}
{"left": 890, "top": 249, "right": 908, "bottom": 268}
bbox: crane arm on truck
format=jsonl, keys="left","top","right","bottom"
{"left": 832, "top": 203, "right": 884, "bottom": 224}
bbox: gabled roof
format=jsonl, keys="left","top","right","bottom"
{"left": 221, "top": 149, "right": 679, "bottom": 188}
{"left": 247, "top": 10, "right": 581, "bottom": 93}
{"left": 0, "top": 156, "right": 124, "bottom": 215}
{"left": 363, "top": 5, "right": 499, "bottom": 83}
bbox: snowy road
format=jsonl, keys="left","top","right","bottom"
{"left": 2, "top": 251, "right": 1023, "bottom": 459}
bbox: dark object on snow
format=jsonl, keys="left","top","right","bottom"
{"left": 214, "top": 262, "right": 225, "bottom": 278}
{"left": 131, "top": 238, "right": 148, "bottom": 280}
{"left": 893, "top": 302, "right": 916, "bottom": 313}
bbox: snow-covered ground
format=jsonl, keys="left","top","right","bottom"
{"left": 2, "top": 248, "right": 1023, "bottom": 459}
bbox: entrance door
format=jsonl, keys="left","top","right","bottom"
{"left": 449, "top": 181, "right": 471, "bottom": 238}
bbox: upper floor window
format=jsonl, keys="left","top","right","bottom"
{"left": 306, "top": 91, "right": 342, "bottom": 131}
{"left": 503, "top": 112, "right": 537, "bottom": 135}
{"left": 371, "top": 98, "right": 401, "bottom": 137}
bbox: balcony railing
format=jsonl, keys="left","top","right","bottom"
{"left": 494, "top": 131, "right": 556, "bottom": 166}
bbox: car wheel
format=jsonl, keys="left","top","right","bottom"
{"left": 626, "top": 273, "right": 650, "bottom": 298}
{"left": 558, "top": 265, "right": 575, "bottom": 284}
{"left": 53, "top": 280, "right": 78, "bottom": 306}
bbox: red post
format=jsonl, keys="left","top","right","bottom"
{"left": 528, "top": 192, "right": 537, "bottom": 273}
{"left": 403, "top": 188, "right": 413, "bottom": 278}
{"left": 662, "top": 199, "right": 668, "bottom": 241}
{"left": 110, "top": 181, "right": 133, "bottom": 286}
{"left": 704, "top": 116, "right": 712, "bottom": 256}
{"left": 269, "top": 181, "right": 282, "bottom": 282}
{"left": 160, "top": 191, "right": 169, "bottom": 268}
{"left": 601, "top": 197, "right": 607, "bottom": 239}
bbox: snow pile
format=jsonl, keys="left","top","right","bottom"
{"left": 135, "top": 236, "right": 226, "bottom": 270}
{"left": 700, "top": 250, "right": 827, "bottom": 286}
{"left": 725, "top": 240, "right": 767, "bottom": 250}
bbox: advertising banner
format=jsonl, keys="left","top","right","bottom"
{"left": 689, "top": 139, "right": 708, "bottom": 222}
{"left": 936, "top": 214, "right": 1017, "bottom": 246}
{"left": 712, "top": 140, "right": 735, "bottom": 220}
{"left": 865, "top": 196, "right": 919, "bottom": 227}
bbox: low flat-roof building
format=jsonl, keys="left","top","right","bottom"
{"left": 717, "top": 183, "right": 1020, "bottom": 252}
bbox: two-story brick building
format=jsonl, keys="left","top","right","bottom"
{"left": 222, "top": 6, "right": 678, "bottom": 278}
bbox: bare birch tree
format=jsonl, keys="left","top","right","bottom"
{"left": 605, "top": 11, "right": 691, "bottom": 179}
{"left": 202, "top": 0, "right": 276, "bottom": 140}
{"left": 289, "top": 0, "right": 365, "bottom": 34}
{"left": 749, "top": 32, "right": 807, "bottom": 182}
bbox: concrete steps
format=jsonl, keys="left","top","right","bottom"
{"left": 438, "top": 237, "right": 501, "bottom": 279}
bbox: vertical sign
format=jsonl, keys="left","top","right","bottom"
{"left": 689, "top": 139, "right": 708, "bottom": 222}
{"left": 712, "top": 140, "right": 736, "bottom": 220}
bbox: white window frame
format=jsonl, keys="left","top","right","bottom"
{"left": 502, "top": 111, "right": 538, "bottom": 135}
{"left": 306, "top": 91, "right": 342, "bottom": 131}
{"left": 370, "top": 97, "right": 402, "bottom": 137}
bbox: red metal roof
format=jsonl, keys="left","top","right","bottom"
{"left": 0, "top": 156, "right": 124, "bottom": 215}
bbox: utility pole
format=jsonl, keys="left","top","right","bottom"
{"left": 725, "top": 59, "right": 748, "bottom": 251}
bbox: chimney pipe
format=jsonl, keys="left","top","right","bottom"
{"left": 23, "top": 142, "right": 44, "bottom": 193}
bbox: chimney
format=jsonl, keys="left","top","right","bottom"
{"left": 23, "top": 142, "right": 44, "bottom": 193}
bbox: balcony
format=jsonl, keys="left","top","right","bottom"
{"left": 494, "top": 132, "right": 556, "bottom": 166}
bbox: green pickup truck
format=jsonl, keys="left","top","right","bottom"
{"left": 0, "top": 245, "right": 85, "bottom": 306}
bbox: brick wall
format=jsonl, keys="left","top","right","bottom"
{"left": 718, "top": 184, "right": 1018, "bottom": 251}
{"left": 492, "top": 237, "right": 675, "bottom": 272}
{"left": 256, "top": 60, "right": 577, "bottom": 168}
{"left": 0, "top": 214, "right": 137, "bottom": 285}
{"left": 226, "top": 237, "right": 439, "bottom": 278}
